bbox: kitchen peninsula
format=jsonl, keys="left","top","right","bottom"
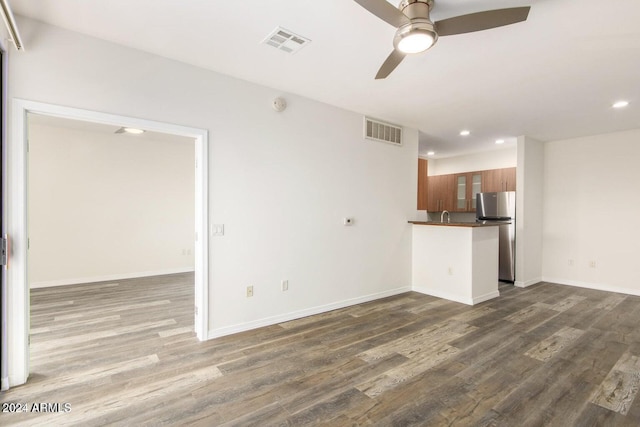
{"left": 409, "top": 221, "right": 502, "bottom": 305}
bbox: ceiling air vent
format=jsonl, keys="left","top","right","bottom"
{"left": 364, "top": 117, "right": 403, "bottom": 146}
{"left": 262, "top": 27, "right": 311, "bottom": 54}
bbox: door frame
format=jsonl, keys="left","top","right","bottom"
{"left": 5, "top": 99, "right": 209, "bottom": 388}
{"left": 0, "top": 47, "right": 6, "bottom": 391}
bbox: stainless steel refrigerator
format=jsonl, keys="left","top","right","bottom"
{"left": 476, "top": 191, "right": 516, "bottom": 282}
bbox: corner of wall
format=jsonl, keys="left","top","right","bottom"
{"left": 515, "top": 136, "right": 544, "bottom": 286}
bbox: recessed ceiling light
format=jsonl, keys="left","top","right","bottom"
{"left": 612, "top": 100, "right": 629, "bottom": 109}
{"left": 495, "top": 139, "right": 505, "bottom": 145}
{"left": 460, "top": 130, "right": 470, "bottom": 136}
{"left": 427, "top": 151, "right": 435, "bottom": 156}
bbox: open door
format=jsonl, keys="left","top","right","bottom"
{"left": 1, "top": 3, "right": 28, "bottom": 389}
{"left": 1, "top": 47, "right": 10, "bottom": 391}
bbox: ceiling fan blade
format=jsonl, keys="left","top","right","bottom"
{"left": 353, "top": 0, "right": 410, "bottom": 28}
{"left": 375, "top": 50, "right": 406, "bottom": 79}
{"left": 435, "top": 7, "right": 530, "bottom": 37}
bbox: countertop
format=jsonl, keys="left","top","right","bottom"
{"left": 408, "top": 221, "right": 506, "bottom": 227}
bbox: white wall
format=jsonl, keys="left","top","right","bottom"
{"left": 8, "top": 18, "right": 418, "bottom": 337}
{"left": 412, "top": 225, "right": 499, "bottom": 305}
{"left": 27, "top": 120, "right": 195, "bottom": 287}
{"left": 542, "top": 129, "right": 640, "bottom": 294}
{"left": 427, "top": 147, "right": 516, "bottom": 176}
{"left": 515, "top": 136, "right": 544, "bottom": 287}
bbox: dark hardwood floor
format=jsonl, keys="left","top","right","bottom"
{"left": 2, "top": 273, "right": 640, "bottom": 426}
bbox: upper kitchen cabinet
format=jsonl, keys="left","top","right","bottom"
{"left": 483, "top": 167, "right": 516, "bottom": 192}
{"left": 502, "top": 167, "right": 516, "bottom": 191}
{"left": 453, "top": 172, "right": 482, "bottom": 212}
{"left": 422, "top": 166, "right": 516, "bottom": 213}
{"left": 417, "top": 158, "right": 428, "bottom": 210}
{"left": 427, "top": 174, "right": 454, "bottom": 212}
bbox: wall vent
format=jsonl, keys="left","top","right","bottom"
{"left": 364, "top": 117, "right": 403, "bottom": 146}
{"left": 262, "top": 27, "right": 311, "bottom": 54}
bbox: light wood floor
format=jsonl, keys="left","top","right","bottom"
{"left": 2, "top": 274, "right": 640, "bottom": 426}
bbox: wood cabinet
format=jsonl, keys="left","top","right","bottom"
{"left": 482, "top": 167, "right": 516, "bottom": 192}
{"left": 502, "top": 167, "right": 516, "bottom": 191}
{"left": 424, "top": 167, "right": 516, "bottom": 213}
{"left": 453, "top": 172, "right": 483, "bottom": 212}
{"left": 427, "top": 174, "right": 454, "bottom": 212}
{"left": 417, "top": 158, "right": 428, "bottom": 210}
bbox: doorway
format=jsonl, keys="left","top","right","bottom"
{"left": 27, "top": 113, "right": 196, "bottom": 287}
{"left": 5, "top": 100, "right": 209, "bottom": 388}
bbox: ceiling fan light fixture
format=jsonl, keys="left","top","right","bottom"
{"left": 354, "top": 1, "right": 531, "bottom": 79}
{"left": 397, "top": 31, "right": 434, "bottom": 53}
{"left": 394, "top": 20, "right": 437, "bottom": 54}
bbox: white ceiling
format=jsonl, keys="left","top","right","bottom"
{"left": 28, "top": 113, "right": 193, "bottom": 144}
{"left": 10, "top": 0, "right": 640, "bottom": 158}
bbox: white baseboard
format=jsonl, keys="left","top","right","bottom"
{"left": 207, "top": 286, "right": 412, "bottom": 340}
{"left": 411, "top": 286, "right": 472, "bottom": 305}
{"left": 30, "top": 268, "right": 196, "bottom": 288}
{"left": 514, "top": 277, "right": 542, "bottom": 288}
{"left": 542, "top": 277, "right": 640, "bottom": 297}
{"left": 412, "top": 286, "right": 500, "bottom": 305}
{"left": 472, "top": 290, "right": 501, "bottom": 305}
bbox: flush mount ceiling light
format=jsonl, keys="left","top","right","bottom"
{"left": 124, "top": 128, "right": 145, "bottom": 134}
{"left": 115, "top": 127, "right": 145, "bottom": 135}
{"left": 612, "top": 100, "right": 630, "bottom": 109}
{"left": 495, "top": 139, "right": 505, "bottom": 145}
{"left": 427, "top": 151, "right": 435, "bottom": 156}
{"left": 460, "top": 130, "right": 471, "bottom": 136}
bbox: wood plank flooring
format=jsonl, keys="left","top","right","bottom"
{"left": 3, "top": 274, "right": 640, "bottom": 425}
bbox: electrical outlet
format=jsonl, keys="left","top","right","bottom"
{"left": 568, "top": 259, "right": 574, "bottom": 266}
{"left": 589, "top": 261, "right": 596, "bottom": 268}
{"left": 281, "top": 280, "right": 289, "bottom": 292}
{"left": 448, "top": 267, "right": 453, "bottom": 276}
{"left": 343, "top": 217, "right": 354, "bottom": 226}
{"left": 246, "top": 285, "right": 254, "bottom": 297}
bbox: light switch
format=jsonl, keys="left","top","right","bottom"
{"left": 212, "top": 224, "right": 225, "bottom": 236}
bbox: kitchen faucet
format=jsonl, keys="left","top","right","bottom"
{"left": 441, "top": 210, "right": 450, "bottom": 223}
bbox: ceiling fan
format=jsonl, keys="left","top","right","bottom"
{"left": 354, "top": 0, "right": 531, "bottom": 79}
